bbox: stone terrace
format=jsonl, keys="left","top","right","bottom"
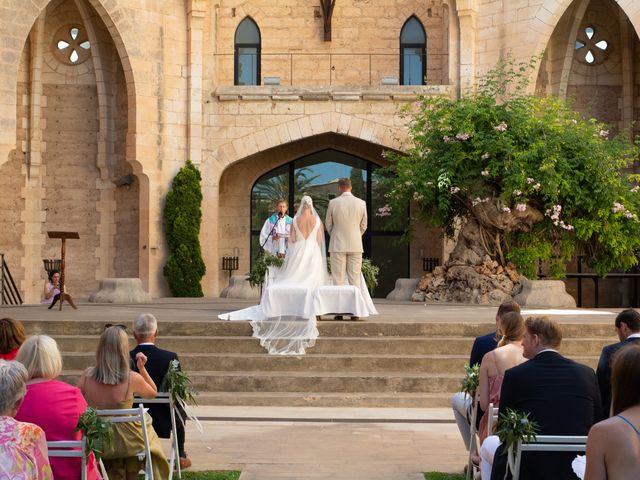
{"left": 0, "top": 299, "right": 620, "bottom": 408}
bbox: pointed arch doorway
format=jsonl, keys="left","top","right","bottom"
{"left": 250, "top": 148, "right": 408, "bottom": 297}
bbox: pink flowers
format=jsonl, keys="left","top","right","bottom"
{"left": 481, "top": 170, "right": 489, "bottom": 177}
{"left": 515, "top": 203, "right": 527, "bottom": 212}
{"left": 612, "top": 202, "right": 625, "bottom": 214}
{"left": 502, "top": 207, "right": 511, "bottom": 213}
{"left": 455, "top": 133, "right": 471, "bottom": 141}
{"left": 376, "top": 205, "right": 392, "bottom": 217}
{"left": 599, "top": 129, "right": 609, "bottom": 139}
{"left": 450, "top": 186, "right": 461, "bottom": 194}
{"left": 545, "top": 204, "right": 574, "bottom": 230}
{"left": 494, "top": 122, "right": 508, "bottom": 132}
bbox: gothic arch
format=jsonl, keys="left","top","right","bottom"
{"left": 213, "top": 113, "right": 406, "bottom": 173}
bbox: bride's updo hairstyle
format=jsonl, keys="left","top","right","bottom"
{"left": 497, "top": 311, "right": 525, "bottom": 347}
{"left": 300, "top": 195, "right": 313, "bottom": 210}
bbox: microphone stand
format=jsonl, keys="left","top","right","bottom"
{"left": 259, "top": 213, "right": 283, "bottom": 251}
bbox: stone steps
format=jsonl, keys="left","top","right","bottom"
{"left": 60, "top": 351, "right": 599, "bottom": 373}
{"left": 24, "top": 318, "right": 615, "bottom": 407}
{"left": 52, "top": 334, "right": 613, "bottom": 356}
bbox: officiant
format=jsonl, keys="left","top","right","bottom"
{"left": 259, "top": 199, "right": 292, "bottom": 258}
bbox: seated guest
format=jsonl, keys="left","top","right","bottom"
{"left": 596, "top": 308, "right": 640, "bottom": 416}
{"left": 42, "top": 269, "right": 77, "bottom": 310}
{"left": 15, "top": 335, "right": 101, "bottom": 479}
{"left": 0, "top": 317, "right": 26, "bottom": 360}
{"left": 452, "top": 301, "right": 521, "bottom": 451}
{"left": 477, "top": 312, "right": 526, "bottom": 478}
{"left": 130, "top": 313, "right": 192, "bottom": 469}
{"left": 79, "top": 325, "right": 169, "bottom": 479}
{"left": 585, "top": 343, "right": 640, "bottom": 480}
{"left": 489, "top": 316, "right": 602, "bottom": 480}
{"left": 0, "top": 359, "right": 52, "bottom": 479}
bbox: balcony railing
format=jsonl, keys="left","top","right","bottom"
{"left": 214, "top": 52, "right": 449, "bottom": 87}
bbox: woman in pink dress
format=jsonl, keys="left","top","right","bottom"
{"left": 0, "top": 359, "right": 52, "bottom": 479}
{"left": 15, "top": 335, "right": 101, "bottom": 480}
{"left": 0, "top": 317, "right": 26, "bottom": 360}
{"left": 477, "top": 311, "right": 526, "bottom": 479}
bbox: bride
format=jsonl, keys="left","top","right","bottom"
{"left": 219, "top": 195, "right": 376, "bottom": 355}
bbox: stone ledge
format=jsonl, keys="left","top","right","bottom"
{"left": 513, "top": 279, "right": 577, "bottom": 308}
{"left": 213, "top": 85, "right": 452, "bottom": 102}
{"left": 88, "top": 278, "right": 150, "bottom": 304}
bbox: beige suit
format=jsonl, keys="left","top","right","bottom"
{"left": 325, "top": 192, "right": 367, "bottom": 287}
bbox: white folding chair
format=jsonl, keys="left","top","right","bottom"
{"left": 509, "top": 435, "right": 588, "bottom": 480}
{"left": 134, "top": 393, "right": 182, "bottom": 479}
{"left": 47, "top": 436, "right": 87, "bottom": 480}
{"left": 96, "top": 404, "right": 154, "bottom": 480}
{"left": 466, "top": 390, "right": 481, "bottom": 480}
{"left": 486, "top": 402, "right": 499, "bottom": 436}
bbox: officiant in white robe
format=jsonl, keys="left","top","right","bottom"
{"left": 259, "top": 199, "right": 293, "bottom": 257}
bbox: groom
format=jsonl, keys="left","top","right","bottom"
{"left": 325, "top": 177, "right": 368, "bottom": 295}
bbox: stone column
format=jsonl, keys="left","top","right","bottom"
{"left": 188, "top": 0, "right": 206, "bottom": 165}
{"left": 619, "top": 10, "right": 634, "bottom": 132}
{"left": 456, "top": 0, "right": 478, "bottom": 94}
{"left": 20, "top": 14, "right": 46, "bottom": 303}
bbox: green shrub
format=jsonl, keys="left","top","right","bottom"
{"left": 163, "top": 160, "right": 206, "bottom": 296}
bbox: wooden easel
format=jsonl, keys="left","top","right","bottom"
{"left": 47, "top": 231, "right": 79, "bottom": 310}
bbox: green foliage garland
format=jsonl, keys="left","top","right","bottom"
{"left": 496, "top": 408, "right": 539, "bottom": 455}
{"left": 164, "top": 160, "right": 206, "bottom": 296}
{"left": 248, "top": 254, "right": 284, "bottom": 288}
{"left": 75, "top": 407, "right": 112, "bottom": 461}
{"left": 460, "top": 363, "right": 480, "bottom": 397}
{"left": 161, "top": 359, "right": 197, "bottom": 406}
{"left": 382, "top": 54, "right": 640, "bottom": 278}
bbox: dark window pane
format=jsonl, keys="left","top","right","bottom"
{"left": 237, "top": 47, "right": 258, "bottom": 85}
{"left": 400, "top": 17, "right": 426, "bottom": 44}
{"left": 252, "top": 165, "right": 289, "bottom": 230}
{"left": 235, "top": 18, "right": 260, "bottom": 44}
{"left": 403, "top": 47, "right": 423, "bottom": 85}
{"left": 370, "top": 235, "right": 408, "bottom": 297}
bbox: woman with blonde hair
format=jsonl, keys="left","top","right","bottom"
{"left": 477, "top": 311, "right": 527, "bottom": 478}
{"left": 15, "top": 335, "right": 101, "bottom": 479}
{"left": 585, "top": 343, "right": 640, "bottom": 479}
{"left": 79, "top": 325, "right": 169, "bottom": 479}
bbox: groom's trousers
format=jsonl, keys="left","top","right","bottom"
{"left": 331, "top": 252, "right": 362, "bottom": 287}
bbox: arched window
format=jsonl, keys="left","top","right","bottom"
{"left": 400, "top": 16, "right": 426, "bottom": 85}
{"left": 235, "top": 17, "right": 261, "bottom": 86}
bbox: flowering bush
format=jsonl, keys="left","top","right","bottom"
{"left": 383, "top": 55, "right": 640, "bottom": 278}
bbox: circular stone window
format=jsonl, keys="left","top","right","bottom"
{"left": 52, "top": 24, "right": 91, "bottom": 66}
{"left": 575, "top": 25, "right": 609, "bottom": 65}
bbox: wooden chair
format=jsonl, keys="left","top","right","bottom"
{"left": 46, "top": 436, "right": 87, "bottom": 480}
{"left": 96, "top": 404, "right": 154, "bottom": 480}
{"left": 508, "top": 435, "right": 588, "bottom": 480}
{"left": 134, "top": 393, "right": 182, "bottom": 479}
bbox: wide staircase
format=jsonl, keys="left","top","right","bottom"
{"left": 23, "top": 319, "right": 615, "bottom": 407}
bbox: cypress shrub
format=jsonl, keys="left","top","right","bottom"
{"left": 163, "top": 160, "right": 206, "bottom": 296}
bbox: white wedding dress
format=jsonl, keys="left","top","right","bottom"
{"left": 219, "top": 196, "right": 377, "bottom": 355}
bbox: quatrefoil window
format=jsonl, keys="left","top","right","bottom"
{"left": 53, "top": 25, "right": 91, "bottom": 65}
{"left": 575, "top": 26, "right": 609, "bottom": 65}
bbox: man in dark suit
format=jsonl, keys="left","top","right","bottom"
{"left": 490, "top": 316, "right": 602, "bottom": 480}
{"left": 452, "top": 301, "right": 521, "bottom": 450}
{"left": 130, "top": 313, "right": 191, "bottom": 469}
{"left": 596, "top": 308, "right": 640, "bottom": 416}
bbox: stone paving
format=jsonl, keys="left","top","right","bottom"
{"left": 180, "top": 406, "right": 466, "bottom": 480}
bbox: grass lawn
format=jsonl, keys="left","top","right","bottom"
{"left": 140, "top": 472, "right": 241, "bottom": 480}
{"left": 424, "top": 472, "right": 465, "bottom": 480}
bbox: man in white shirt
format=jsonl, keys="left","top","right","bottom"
{"left": 259, "top": 199, "right": 292, "bottom": 257}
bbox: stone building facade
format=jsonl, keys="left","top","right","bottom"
{"left": 0, "top": 0, "right": 639, "bottom": 303}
